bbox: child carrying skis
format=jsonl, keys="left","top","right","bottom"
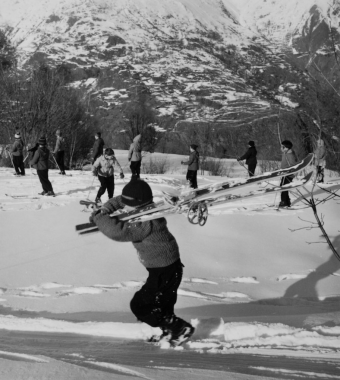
{"left": 90, "top": 178, "right": 195, "bottom": 347}
{"left": 92, "top": 148, "right": 123, "bottom": 204}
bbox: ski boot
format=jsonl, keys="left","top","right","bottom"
{"left": 38, "top": 191, "right": 47, "bottom": 195}
{"left": 162, "top": 316, "right": 195, "bottom": 347}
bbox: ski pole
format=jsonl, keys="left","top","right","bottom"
{"left": 51, "top": 153, "right": 61, "bottom": 173}
{"left": 237, "top": 160, "right": 254, "bottom": 177}
{"left": 23, "top": 154, "right": 29, "bottom": 163}
{"left": 29, "top": 165, "right": 35, "bottom": 197}
{"left": 6, "top": 149, "right": 16, "bottom": 173}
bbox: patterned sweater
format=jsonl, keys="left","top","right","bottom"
{"left": 93, "top": 195, "right": 180, "bottom": 268}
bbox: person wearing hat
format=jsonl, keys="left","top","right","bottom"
{"left": 237, "top": 140, "right": 257, "bottom": 177}
{"left": 181, "top": 144, "right": 199, "bottom": 189}
{"left": 90, "top": 178, "right": 194, "bottom": 347}
{"left": 7, "top": 131, "right": 25, "bottom": 176}
{"left": 92, "top": 132, "right": 105, "bottom": 164}
{"left": 53, "top": 130, "right": 66, "bottom": 175}
{"left": 128, "top": 134, "right": 142, "bottom": 178}
{"left": 279, "top": 140, "right": 298, "bottom": 207}
{"left": 92, "top": 148, "right": 124, "bottom": 203}
{"left": 30, "top": 136, "right": 55, "bottom": 196}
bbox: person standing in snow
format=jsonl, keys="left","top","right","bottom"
{"left": 92, "top": 132, "right": 105, "bottom": 164}
{"left": 53, "top": 129, "right": 66, "bottom": 175}
{"left": 314, "top": 138, "right": 326, "bottom": 183}
{"left": 7, "top": 131, "right": 25, "bottom": 176}
{"left": 92, "top": 148, "right": 123, "bottom": 204}
{"left": 89, "top": 178, "right": 195, "bottom": 347}
{"left": 128, "top": 134, "right": 142, "bottom": 178}
{"left": 30, "top": 136, "right": 55, "bottom": 196}
{"left": 237, "top": 140, "right": 257, "bottom": 177}
{"left": 279, "top": 140, "right": 298, "bottom": 208}
{"left": 181, "top": 144, "right": 199, "bottom": 189}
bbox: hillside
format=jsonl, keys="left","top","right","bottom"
{"left": 0, "top": 0, "right": 303, "bottom": 129}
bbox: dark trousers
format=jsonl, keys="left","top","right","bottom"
{"left": 97, "top": 175, "right": 114, "bottom": 199}
{"left": 186, "top": 170, "right": 198, "bottom": 189}
{"left": 130, "top": 259, "right": 183, "bottom": 328}
{"left": 280, "top": 175, "right": 293, "bottom": 206}
{"left": 130, "top": 160, "right": 141, "bottom": 178}
{"left": 37, "top": 170, "right": 53, "bottom": 192}
{"left": 55, "top": 151, "right": 65, "bottom": 173}
{"left": 248, "top": 163, "right": 256, "bottom": 177}
{"left": 13, "top": 155, "right": 25, "bottom": 175}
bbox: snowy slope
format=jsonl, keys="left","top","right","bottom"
{"left": 0, "top": 152, "right": 340, "bottom": 379}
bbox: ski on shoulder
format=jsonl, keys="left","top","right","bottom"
{"left": 76, "top": 172, "right": 313, "bottom": 234}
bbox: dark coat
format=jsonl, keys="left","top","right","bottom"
{"left": 183, "top": 151, "right": 199, "bottom": 171}
{"left": 11, "top": 139, "right": 24, "bottom": 157}
{"left": 30, "top": 146, "right": 50, "bottom": 170}
{"left": 92, "top": 138, "right": 105, "bottom": 162}
{"left": 239, "top": 146, "right": 257, "bottom": 165}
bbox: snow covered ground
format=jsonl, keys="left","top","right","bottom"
{"left": 0, "top": 151, "right": 339, "bottom": 379}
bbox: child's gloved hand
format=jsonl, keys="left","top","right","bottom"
{"left": 120, "top": 172, "right": 124, "bottom": 179}
{"left": 89, "top": 209, "right": 101, "bottom": 223}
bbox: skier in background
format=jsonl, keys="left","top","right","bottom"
{"left": 89, "top": 178, "right": 195, "bottom": 347}
{"left": 53, "top": 129, "right": 66, "bottom": 175}
{"left": 181, "top": 144, "right": 199, "bottom": 189}
{"left": 314, "top": 138, "right": 326, "bottom": 183}
{"left": 237, "top": 140, "right": 257, "bottom": 177}
{"left": 30, "top": 136, "right": 55, "bottom": 196}
{"left": 7, "top": 131, "right": 25, "bottom": 176}
{"left": 92, "top": 132, "right": 105, "bottom": 164}
{"left": 128, "top": 134, "right": 142, "bottom": 178}
{"left": 92, "top": 148, "right": 124, "bottom": 204}
{"left": 279, "top": 140, "right": 298, "bottom": 208}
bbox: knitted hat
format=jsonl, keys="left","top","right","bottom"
{"left": 95, "top": 132, "right": 101, "bottom": 138}
{"left": 56, "top": 129, "right": 61, "bottom": 136}
{"left": 121, "top": 178, "right": 153, "bottom": 207}
{"left": 248, "top": 140, "right": 255, "bottom": 147}
{"left": 15, "top": 132, "right": 21, "bottom": 139}
{"left": 190, "top": 144, "right": 198, "bottom": 150}
{"left": 281, "top": 140, "right": 293, "bottom": 149}
{"left": 104, "top": 148, "right": 114, "bottom": 156}
{"left": 38, "top": 136, "right": 47, "bottom": 146}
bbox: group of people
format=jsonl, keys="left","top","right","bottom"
{"left": 5, "top": 131, "right": 64, "bottom": 196}
{"left": 3, "top": 130, "right": 328, "bottom": 347}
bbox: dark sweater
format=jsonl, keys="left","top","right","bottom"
{"left": 30, "top": 147, "right": 50, "bottom": 170}
{"left": 93, "top": 195, "right": 180, "bottom": 268}
{"left": 92, "top": 138, "right": 105, "bottom": 161}
{"left": 11, "top": 140, "right": 24, "bottom": 156}
{"left": 182, "top": 151, "right": 199, "bottom": 171}
{"left": 239, "top": 146, "right": 257, "bottom": 165}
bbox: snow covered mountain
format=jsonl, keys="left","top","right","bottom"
{"left": 0, "top": 0, "right": 287, "bottom": 127}
{"left": 238, "top": 0, "right": 340, "bottom": 68}
{"left": 0, "top": 0, "right": 338, "bottom": 128}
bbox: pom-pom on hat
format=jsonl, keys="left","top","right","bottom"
{"left": 281, "top": 140, "right": 293, "bottom": 149}
{"left": 104, "top": 148, "right": 114, "bottom": 156}
{"left": 15, "top": 132, "right": 21, "bottom": 139}
{"left": 38, "top": 136, "right": 47, "bottom": 146}
{"left": 248, "top": 140, "right": 255, "bottom": 147}
{"left": 121, "top": 178, "right": 153, "bottom": 208}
